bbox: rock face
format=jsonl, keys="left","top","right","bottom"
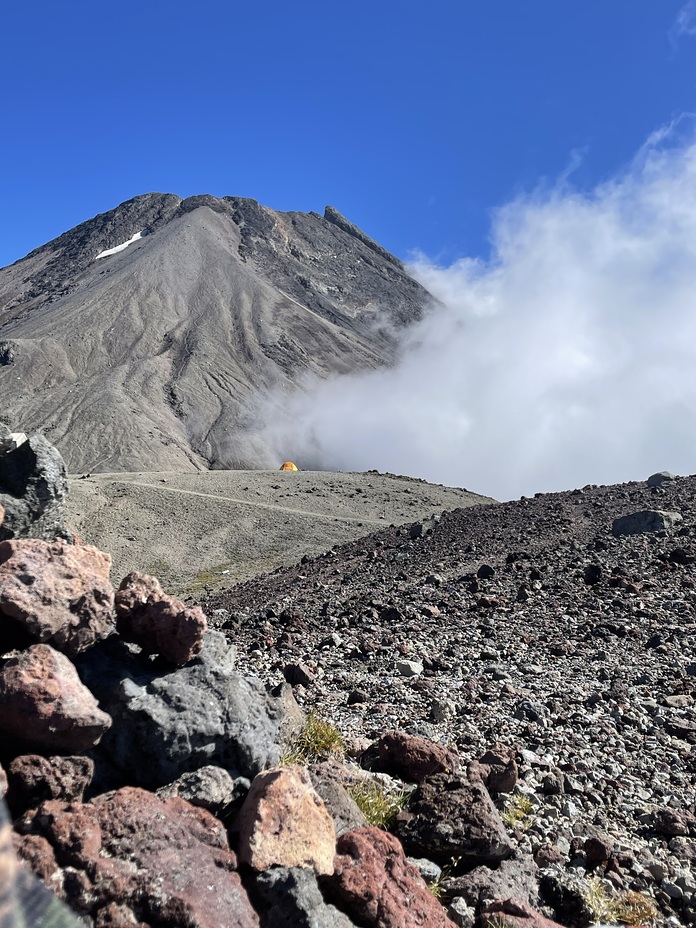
{"left": 0, "top": 431, "right": 68, "bottom": 541}
{"left": 329, "top": 826, "right": 457, "bottom": 928}
{"left": 612, "top": 509, "right": 683, "bottom": 535}
{"left": 0, "top": 538, "right": 114, "bottom": 655}
{"left": 115, "top": 570, "right": 206, "bottom": 665}
{"left": 0, "top": 194, "right": 431, "bottom": 474}
{"left": 394, "top": 773, "right": 514, "bottom": 865}
{"left": 0, "top": 644, "right": 111, "bottom": 752}
{"left": 14, "top": 786, "right": 260, "bottom": 928}
{"left": 77, "top": 632, "right": 290, "bottom": 788}
{"left": 237, "top": 765, "right": 336, "bottom": 874}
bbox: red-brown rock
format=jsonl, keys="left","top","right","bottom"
{"left": 0, "top": 644, "right": 111, "bottom": 751}
{"left": 15, "top": 786, "right": 259, "bottom": 927}
{"left": 469, "top": 745, "right": 519, "bottom": 794}
{"left": 0, "top": 538, "right": 114, "bottom": 655}
{"left": 480, "top": 898, "right": 566, "bottom": 928}
{"left": 7, "top": 754, "right": 93, "bottom": 815}
{"left": 374, "top": 730, "right": 459, "bottom": 782}
{"left": 237, "top": 765, "right": 336, "bottom": 874}
{"left": 329, "top": 826, "right": 457, "bottom": 927}
{"left": 115, "top": 571, "right": 206, "bottom": 665}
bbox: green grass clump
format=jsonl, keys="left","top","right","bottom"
{"left": 348, "top": 779, "right": 411, "bottom": 830}
{"left": 583, "top": 876, "right": 658, "bottom": 925}
{"left": 281, "top": 712, "right": 345, "bottom": 765}
{"left": 500, "top": 793, "right": 534, "bottom": 830}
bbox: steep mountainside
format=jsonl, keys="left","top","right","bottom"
{"left": 0, "top": 194, "right": 430, "bottom": 473}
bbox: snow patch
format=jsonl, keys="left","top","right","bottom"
{"left": 96, "top": 230, "right": 147, "bottom": 260}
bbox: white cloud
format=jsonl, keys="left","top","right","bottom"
{"left": 670, "top": 1, "right": 696, "bottom": 44}
{"left": 253, "top": 124, "right": 696, "bottom": 500}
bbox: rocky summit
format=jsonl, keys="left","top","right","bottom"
{"left": 0, "top": 194, "right": 430, "bottom": 474}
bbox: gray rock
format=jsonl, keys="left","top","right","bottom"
{"left": 0, "top": 433, "right": 68, "bottom": 541}
{"left": 408, "top": 857, "right": 443, "bottom": 883}
{"left": 612, "top": 510, "right": 683, "bottom": 536}
{"left": 156, "top": 765, "right": 248, "bottom": 815}
{"left": 396, "top": 659, "right": 423, "bottom": 677}
{"left": 647, "top": 471, "right": 677, "bottom": 487}
{"left": 77, "top": 631, "right": 289, "bottom": 788}
{"left": 308, "top": 764, "right": 367, "bottom": 837}
{"left": 252, "top": 866, "right": 357, "bottom": 928}
{"left": 447, "top": 897, "right": 476, "bottom": 928}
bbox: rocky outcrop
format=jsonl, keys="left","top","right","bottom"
{"left": 0, "top": 644, "right": 111, "bottom": 752}
{"left": 0, "top": 538, "right": 114, "bottom": 655}
{"left": 115, "top": 570, "right": 206, "bottom": 665}
{"left": 0, "top": 429, "right": 68, "bottom": 542}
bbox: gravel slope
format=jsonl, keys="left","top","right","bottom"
{"left": 202, "top": 472, "right": 696, "bottom": 924}
{"left": 66, "top": 469, "right": 493, "bottom": 593}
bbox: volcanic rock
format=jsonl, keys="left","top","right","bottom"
{"left": 156, "top": 765, "right": 245, "bottom": 816}
{"left": 374, "top": 730, "right": 459, "bottom": 782}
{"left": 76, "top": 632, "right": 290, "bottom": 788}
{"left": 0, "top": 538, "right": 114, "bottom": 655}
{"left": 0, "top": 432, "right": 68, "bottom": 541}
{"left": 237, "top": 765, "right": 336, "bottom": 874}
{"left": 0, "top": 644, "right": 111, "bottom": 752}
{"left": 251, "top": 866, "right": 356, "bottom": 928}
{"left": 328, "top": 826, "right": 457, "bottom": 928}
{"left": 611, "top": 509, "right": 683, "bottom": 535}
{"left": 115, "top": 570, "right": 206, "bottom": 665}
{"left": 14, "top": 786, "right": 259, "bottom": 927}
{"left": 394, "top": 772, "right": 514, "bottom": 865}
{"left": 6, "top": 755, "right": 93, "bottom": 816}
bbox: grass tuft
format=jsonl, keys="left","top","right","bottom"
{"left": 280, "top": 712, "right": 345, "bottom": 765}
{"left": 583, "top": 876, "right": 658, "bottom": 925}
{"left": 348, "top": 778, "right": 411, "bottom": 830}
{"left": 500, "top": 793, "right": 534, "bottom": 830}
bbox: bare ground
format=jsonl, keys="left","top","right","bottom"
{"left": 65, "top": 469, "right": 494, "bottom": 595}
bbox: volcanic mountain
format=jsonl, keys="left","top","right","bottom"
{"left": 0, "top": 194, "right": 430, "bottom": 473}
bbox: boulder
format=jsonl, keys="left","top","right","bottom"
{"left": 0, "top": 644, "right": 111, "bottom": 752}
{"left": 14, "top": 786, "right": 259, "bottom": 927}
{"left": 374, "top": 731, "right": 459, "bottom": 782}
{"left": 612, "top": 510, "right": 683, "bottom": 536}
{"left": 237, "top": 765, "right": 336, "bottom": 874}
{"left": 442, "top": 856, "right": 539, "bottom": 909}
{"left": 647, "top": 471, "right": 676, "bottom": 487}
{"left": 469, "top": 746, "right": 519, "bottom": 794}
{"left": 394, "top": 772, "right": 514, "bottom": 865}
{"left": 76, "top": 632, "right": 290, "bottom": 788}
{"left": 252, "top": 866, "right": 356, "bottom": 928}
{"left": 328, "top": 826, "right": 457, "bottom": 927}
{"left": 115, "top": 571, "right": 206, "bottom": 666}
{"left": 7, "top": 755, "right": 94, "bottom": 816}
{"left": 0, "top": 431, "right": 68, "bottom": 542}
{"left": 0, "top": 538, "right": 114, "bottom": 656}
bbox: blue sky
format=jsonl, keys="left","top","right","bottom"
{"left": 1, "top": 1, "right": 695, "bottom": 269}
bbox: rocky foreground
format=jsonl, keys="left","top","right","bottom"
{"left": 1, "top": 424, "right": 694, "bottom": 927}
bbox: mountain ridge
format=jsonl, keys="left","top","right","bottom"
{"left": 0, "top": 194, "right": 431, "bottom": 474}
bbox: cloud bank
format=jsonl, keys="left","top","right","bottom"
{"left": 255, "top": 125, "right": 696, "bottom": 500}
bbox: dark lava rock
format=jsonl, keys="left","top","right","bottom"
{"left": 0, "top": 432, "right": 68, "bottom": 542}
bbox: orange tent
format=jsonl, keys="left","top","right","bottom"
{"left": 279, "top": 461, "right": 298, "bottom": 471}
